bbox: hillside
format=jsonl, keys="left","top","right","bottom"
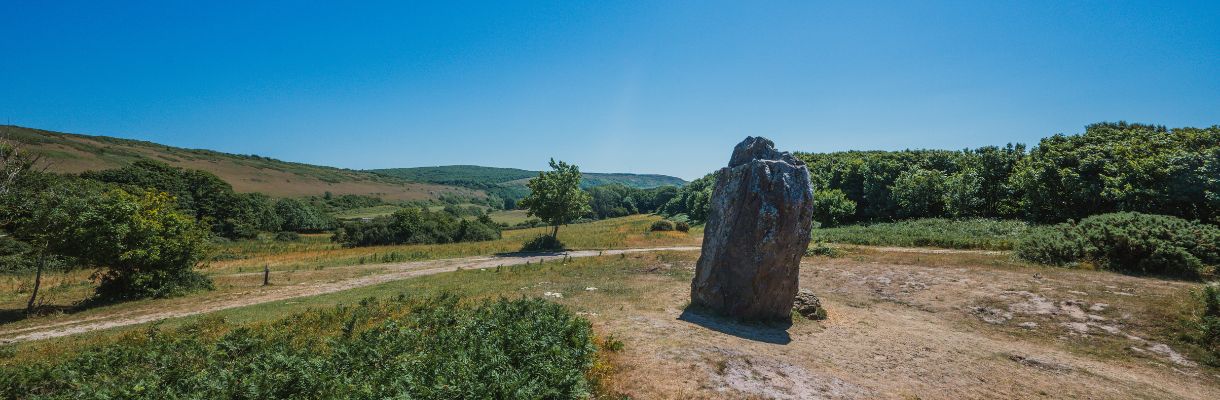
{"left": 1, "top": 125, "right": 479, "bottom": 201}
{"left": 370, "top": 165, "right": 685, "bottom": 201}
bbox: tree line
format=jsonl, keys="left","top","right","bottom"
{"left": 659, "top": 122, "right": 1220, "bottom": 226}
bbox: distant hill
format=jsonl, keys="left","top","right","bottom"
{"left": 1, "top": 125, "right": 479, "bottom": 201}
{"left": 370, "top": 165, "right": 685, "bottom": 201}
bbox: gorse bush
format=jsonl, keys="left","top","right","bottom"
{"left": 1192, "top": 283, "right": 1220, "bottom": 365}
{"left": 1015, "top": 212, "right": 1220, "bottom": 277}
{"left": 0, "top": 295, "right": 600, "bottom": 399}
{"left": 811, "top": 218, "right": 1029, "bottom": 250}
{"left": 649, "top": 220, "right": 674, "bottom": 232}
{"left": 674, "top": 221, "right": 690, "bottom": 232}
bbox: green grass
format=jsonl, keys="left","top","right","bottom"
{"left": 813, "top": 218, "right": 1030, "bottom": 250}
{"left": 331, "top": 204, "right": 405, "bottom": 220}
{"left": 488, "top": 209, "right": 532, "bottom": 225}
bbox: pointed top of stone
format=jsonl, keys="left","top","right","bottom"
{"left": 728, "top": 136, "right": 801, "bottom": 168}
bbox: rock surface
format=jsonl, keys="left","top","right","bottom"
{"left": 690, "top": 136, "right": 815, "bottom": 321}
{"left": 793, "top": 288, "right": 827, "bottom": 320}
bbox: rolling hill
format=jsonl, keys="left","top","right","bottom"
{"left": 369, "top": 165, "right": 686, "bottom": 203}
{"left": 1, "top": 125, "right": 479, "bottom": 201}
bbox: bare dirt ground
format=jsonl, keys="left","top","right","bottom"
{"left": 575, "top": 250, "right": 1220, "bottom": 399}
{"left": 0, "top": 246, "right": 698, "bottom": 344}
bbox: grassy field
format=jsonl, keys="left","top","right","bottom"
{"left": 813, "top": 218, "right": 1030, "bottom": 250}
{"left": 332, "top": 204, "right": 406, "bottom": 220}
{"left": 487, "top": 209, "right": 532, "bottom": 225}
{"left": 2, "top": 125, "right": 478, "bottom": 201}
{"left": 0, "top": 215, "right": 701, "bottom": 326}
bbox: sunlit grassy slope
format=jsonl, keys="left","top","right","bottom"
{"left": 1, "top": 125, "right": 478, "bottom": 201}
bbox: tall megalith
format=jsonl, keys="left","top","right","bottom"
{"left": 690, "top": 136, "right": 815, "bottom": 321}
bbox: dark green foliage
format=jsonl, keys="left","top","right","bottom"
{"left": 519, "top": 160, "right": 592, "bottom": 238}
{"left": 273, "top": 231, "right": 301, "bottom": 242}
{"left": 812, "top": 189, "right": 856, "bottom": 227}
{"left": 520, "top": 235, "right": 565, "bottom": 252}
{"left": 586, "top": 184, "right": 678, "bottom": 220}
{"left": 812, "top": 218, "right": 1030, "bottom": 250}
{"left": 804, "top": 242, "right": 842, "bottom": 258}
{"left": 370, "top": 165, "right": 685, "bottom": 208}
{"left": 275, "top": 198, "right": 336, "bottom": 233}
{"left": 307, "top": 193, "right": 385, "bottom": 212}
{"left": 674, "top": 221, "right": 690, "bottom": 232}
{"left": 81, "top": 160, "right": 279, "bottom": 239}
{"left": 1015, "top": 212, "right": 1220, "bottom": 277}
{"left": 1191, "top": 283, "right": 1220, "bottom": 366}
{"left": 797, "top": 145, "right": 1025, "bottom": 223}
{"left": 649, "top": 220, "right": 674, "bottom": 232}
{"left": 333, "top": 208, "right": 500, "bottom": 247}
{"left": 1011, "top": 122, "right": 1220, "bottom": 223}
{"left": 660, "top": 172, "right": 717, "bottom": 224}
{"left": 0, "top": 295, "right": 599, "bottom": 399}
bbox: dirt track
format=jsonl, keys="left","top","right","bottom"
{"left": 0, "top": 246, "right": 699, "bottom": 344}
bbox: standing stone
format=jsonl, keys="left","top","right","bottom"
{"left": 690, "top": 137, "right": 815, "bottom": 321}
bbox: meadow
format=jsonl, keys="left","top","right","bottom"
{"left": 812, "top": 218, "right": 1030, "bottom": 250}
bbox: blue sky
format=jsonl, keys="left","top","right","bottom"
{"left": 2, "top": 1, "right": 1218, "bottom": 180}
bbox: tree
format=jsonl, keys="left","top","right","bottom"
{"left": 891, "top": 168, "right": 948, "bottom": 218}
{"left": 812, "top": 189, "right": 856, "bottom": 227}
{"left": 0, "top": 136, "right": 38, "bottom": 198}
{"left": 275, "top": 198, "right": 335, "bottom": 233}
{"left": 518, "top": 159, "right": 591, "bottom": 239}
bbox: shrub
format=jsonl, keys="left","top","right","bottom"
{"left": 333, "top": 208, "right": 500, "bottom": 248}
{"left": 1015, "top": 212, "right": 1220, "bottom": 277}
{"left": 274, "top": 231, "right": 301, "bottom": 242}
{"left": 674, "top": 221, "right": 690, "bottom": 232}
{"left": 649, "top": 220, "right": 674, "bottom": 232}
{"left": 811, "top": 218, "right": 1029, "bottom": 250}
{"left": 0, "top": 295, "right": 600, "bottom": 399}
{"left": 812, "top": 189, "right": 856, "bottom": 227}
{"left": 1192, "top": 283, "right": 1220, "bottom": 365}
{"left": 520, "top": 235, "right": 565, "bottom": 252}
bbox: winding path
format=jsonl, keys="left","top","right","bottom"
{"left": 0, "top": 246, "right": 700, "bottom": 344}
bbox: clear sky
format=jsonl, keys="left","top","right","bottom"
{"left": 2, "top": 1, "right": 1218, "bottom": 180}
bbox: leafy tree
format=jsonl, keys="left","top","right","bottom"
{"left": 660, "top": 172, "right": 717, "bottom": 223}
{"left": 333, "top": 208, "right": 499, "bottom": 247}
{"left": 812, "top": 189, "right": 856, "bottom": 227}
{"left": 79, "top": 190, "right": 214, "bottom": 300}
{"left": 1010, "top": 122, "right": 1220, "bottom": 223}
{"left": 81, "top": 160, "right": 273, "bottom": 238}
{"left": 275, "top": 198, "right": 336, "bottom": 233}
{"left": 518, "top": 159, "right": 591, "bottom": 239}
{"left": 943, "top": 170, "right": 984, "bottom": 218}
{"left": 891, "top": 168, "right": 947, "bottom": 218}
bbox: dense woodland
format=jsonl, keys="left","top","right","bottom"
{"left": 659, "top": 122, "right": 1220, "bottom": 227}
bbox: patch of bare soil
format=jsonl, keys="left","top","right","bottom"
{"left": 585, "top": 252, "right": 1219, "bottom": 399}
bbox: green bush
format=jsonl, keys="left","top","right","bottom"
{"left": 1015, "top": 212, "right": 1220, "bottom": 277}
{"left": 0, "top": 295, "right": 599, "bottom": 399}
{"left": 273, "top": 231, "right": 301, "bottom": 242}
{"left": 811, "top": 218, "right": 1029, "bottom": 250}
{"left": 812, "top": 189, "right": 856, "bottom": 227}
{"left": 674, "top": 221, "right": 690, "bottom": 232}
{"left": 333, "top": 209, "right": 500, "bottom": 247}
{"left": 520, "top": 235, "right": 565, "bottom": 252}
{"left": 1192, "top": 283, "right": 1220, "bottom": 365}
{"left": 649, "top": 220, "right": 674, "bottom": 232}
